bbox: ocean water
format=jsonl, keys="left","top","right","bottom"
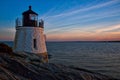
{"left": 1, "top": 41, "right": 120, "bottom": 79}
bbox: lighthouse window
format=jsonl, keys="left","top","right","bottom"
{"left": 29, "top": 14, "right": 37, "bottom": 20}
{"left": 33, "top": 39, "right": 37, "bottom": 49}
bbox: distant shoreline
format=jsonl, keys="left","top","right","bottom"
{"left": 0, "top": 40, "right": 120, "bottom": 43}
{"left": 46, "top": 41, "right": 120, "bottom": 43}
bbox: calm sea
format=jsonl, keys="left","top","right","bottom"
{"left": 1, "top": 41, "right": 120, "bottom": 79}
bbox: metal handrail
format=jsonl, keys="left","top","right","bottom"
{"left": 15, "top": 18, "right": 44, "bottom": 28}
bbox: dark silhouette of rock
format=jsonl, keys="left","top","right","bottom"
{"left": 0, "top": 43, "right": 119, "bottom": 80}
{"left": 0, "top": 43, "right": 12, "bottom": 53}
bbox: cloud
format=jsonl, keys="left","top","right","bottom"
{"left": 95, "top": 24, "right": 120, "bottom": 33}
{"left": 45, "top": 13, "right": 120, "bottom": 34}
{"left": 46, "top": 24, "right": 120, "bottom": 41}
{"left": 44, "top": 0, "right": 119, "bottom": 19}
{"left": 44, "top": 0, "right": 120, "bottom": 34}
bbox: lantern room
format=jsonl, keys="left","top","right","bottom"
{"left": 22, "top": 6, "right": 38, "bottom": 27}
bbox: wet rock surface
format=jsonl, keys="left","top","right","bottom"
{"left": 0, "top": 43, "right": 119, "bottom": 80}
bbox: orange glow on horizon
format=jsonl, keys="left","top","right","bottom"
{"left": 47, "top": 31, "right": 120, "bottom": 41}
{"left": 0, "top": 36, "right": 14, "bottom": 41}
{"left": 46, "top": 24, "right": 120, "bottom": 41}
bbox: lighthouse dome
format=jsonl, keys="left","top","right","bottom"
{"left": 22, "top": 6, "right": 38, "bottom": 15}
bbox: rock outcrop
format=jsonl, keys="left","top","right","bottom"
{"left": 0, "top": 43, "right": 12, "bottom": 53}
{"left": 0, "top": 43, "right": 118, "bottom": 80}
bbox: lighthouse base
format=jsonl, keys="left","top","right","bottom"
{"left": 14, "top": 51, "right": 48, "bottom": 62}
{"left": 13, "top": 27, "right": 48, "bottom": 62}
{"left": 37, "top": 52, "right": 48, "bottom": 62}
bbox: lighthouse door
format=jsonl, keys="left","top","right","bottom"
{"left": 33, "top": 39, "right": 37, "bottom": 49}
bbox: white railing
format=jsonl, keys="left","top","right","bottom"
{"left": 16, "top": 18, "right": 22, "bottom": 27}
{"left": 15, "top": 18, "right": 44, "bottom": 28}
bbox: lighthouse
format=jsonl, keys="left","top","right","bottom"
{"left": 13, "top": 6, "right": 48, "bottom": 62}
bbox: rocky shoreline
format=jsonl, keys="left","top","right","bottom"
{"left": 0, "top": 43, "right": 119, "bottom": 80}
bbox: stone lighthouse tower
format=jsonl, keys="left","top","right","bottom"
{"left": 13, "top": 6, "right": 48, "bottom": 62}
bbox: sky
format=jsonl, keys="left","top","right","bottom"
{"left": 0, "top": 0, "right": 120, "bottom": 41}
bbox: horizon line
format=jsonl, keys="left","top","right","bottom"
{"left": 0, "top": 40, "right": 120, "bottom": 42}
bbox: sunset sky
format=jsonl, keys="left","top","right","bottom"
{"left": 0, "top": 0, "right": 120, "bottom": 41}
